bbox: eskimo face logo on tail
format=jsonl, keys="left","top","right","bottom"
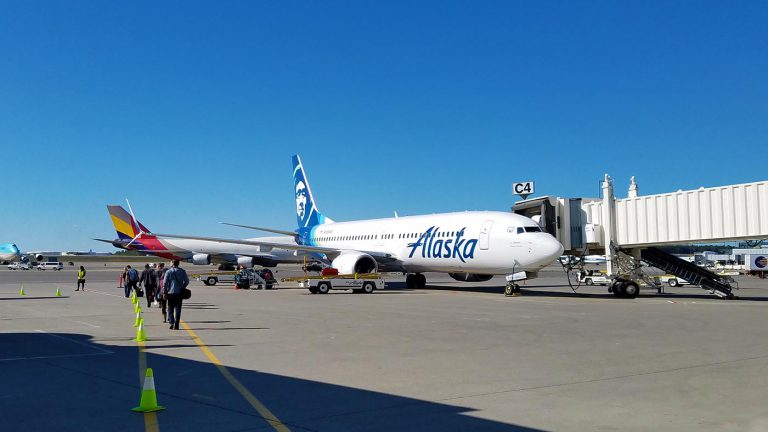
{"left": 296, "top": 180, "right": 308, "bottom": 221}
{"left": 407, "top": 227, "right": 478, "bottom": 263}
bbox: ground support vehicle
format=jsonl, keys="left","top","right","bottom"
{"left": 289, "top": 273, "right": 385, "bottom": 294}
{"left": 660, "top": 275, "right": 690, "bottom": 287}
{"left": 194, "top": 269, "right": 276, "bottom": 289}
{"left": 37, "top": 262, "right": 63, "bottom": 271}
{"left": 577, "top": 269, "right": 609, "bottom": 286}
{"left": 7, "top": 262, "right": 30, "bottom": 270}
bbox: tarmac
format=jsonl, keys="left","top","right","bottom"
{"left": 2, "top": 262, "right": 768, "bottom": 431}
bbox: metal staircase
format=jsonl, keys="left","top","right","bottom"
{"left": 640, "top": 247, "right": 736, "bottom": 299}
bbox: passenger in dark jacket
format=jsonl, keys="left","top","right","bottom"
{"left": 163, "top": 260, "right": 189, "bottom": 330}
{"left": 139, "top": 264, "right": 158, "bottom": 307}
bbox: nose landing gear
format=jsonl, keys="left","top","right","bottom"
{"left": 504, "top": 282, "right": 521, "bottom": 296}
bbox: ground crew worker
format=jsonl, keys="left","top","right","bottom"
{"left": 76, "top": 266, "right": 86, "bottom": 291}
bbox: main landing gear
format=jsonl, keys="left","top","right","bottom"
{"left": 405, "top": 273, "right": 426, "bottom": 289}
{"left": 504, "top": 282, "right": 521, "bottom": 296}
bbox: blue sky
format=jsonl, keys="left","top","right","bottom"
{"left": 1, "top": 1, "right": 766, "bottom": 251}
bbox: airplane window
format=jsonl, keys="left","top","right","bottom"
{"left": 525, "top": 226, "right": 542, "bottom": 233}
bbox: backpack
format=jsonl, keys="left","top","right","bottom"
{"left": 128, "top": 268, "right": 139, "bottom": 282}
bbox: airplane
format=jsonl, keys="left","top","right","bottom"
{"left": 152, "top": 154, "right": 565, "bottom": 292}
{"left": 95, "top": 204, "right": 320, "bottom": 268}
{"left": 583, "top": 255, "right": 607, "bottom": 264}
{"left": 0, "top": 243, "right": 22, "bottom": 264}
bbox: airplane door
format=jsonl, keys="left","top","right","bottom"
{"left": 479, "top": 220, "right": 493, "bottom": 250}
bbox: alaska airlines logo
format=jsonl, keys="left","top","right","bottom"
{"left": 407, "top": 226, "right": 478, "bottom": 263}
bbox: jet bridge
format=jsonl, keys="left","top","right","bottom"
{"left": 513, "top": 176, "right": 768, "bottom": 298}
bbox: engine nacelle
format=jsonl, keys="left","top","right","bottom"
{"left": 331, "top": 252, "right": 377, "bottom": 274}
{"left": 192, "top": 254, "right": 211, "bottom": 265}
{"left": 237, "top": 256, "right": 254, "bottom": 268}
{"left": 449, "top": 273, "right": 494, "bottom": 282}
{"left": 35, "top": 254, "right": 44, "bottom": 262}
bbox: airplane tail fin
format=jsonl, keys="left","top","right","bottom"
{"left": 292, "top": 155, "right": 333, "bottom": 229}
{"left": 107, "top": 205, "right": 151, "bottom": 241}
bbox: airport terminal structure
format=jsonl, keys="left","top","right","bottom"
{"left": 514, "top": 176, "right": 768, "bottom": 298}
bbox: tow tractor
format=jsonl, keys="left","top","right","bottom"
{"left": 283, "top": 268, "right": 385, "bottom": 294}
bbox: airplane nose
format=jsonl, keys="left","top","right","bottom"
{"left": 548, "top": 236, "right": 565, "bottom": 260}
{"left": 530, "top": 235, "right": 564, "bottom": 269}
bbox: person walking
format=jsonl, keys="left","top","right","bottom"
{"left": 124, "top": 265, "right": 139, "bottom": 298}
{"left": 139, "top": 264, "right": 157, "bottom": 308}
{"left": 163, "top": 259, "right": 189, "bottom": 330}
{"left": 76, "top": 266, "right": 86, "bottom": 291}
{"left": 156, "top": 263, "right": 168, "bottom": 322}
{"left": 120, "top": 266, "right": 129, "bottom": 297}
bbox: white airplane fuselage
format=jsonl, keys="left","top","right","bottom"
{"left": 306, "top": 211, "right": 564, "bottom": 275}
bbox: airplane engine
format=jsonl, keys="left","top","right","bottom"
{"left": 331, "top": 252, "right": 377, "bottom": 274}
{"left": 192, "top": 254, "right": 211, "bottom": 265}
{"left": 237, "top": 256, "right": 254, "bottom": 268}
{"left": 449, "top": 273, "right": 494, "bottom": 282}
{"left": 35, "top": 254, "right": 44, "bottom": 262}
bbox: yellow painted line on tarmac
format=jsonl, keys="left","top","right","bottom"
{"left": 137, "top": 340, "right": 160, "bottom": 432}
{"left": 181, "top": 321, "right": 291, "bottom": 432}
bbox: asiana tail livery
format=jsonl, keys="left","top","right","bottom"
{"left": 156, "top": 155, "right": 564, "bottom": 291}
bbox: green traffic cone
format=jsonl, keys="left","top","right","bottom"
{"left": 131, "top": 367, "right": 163, "bottom": 412}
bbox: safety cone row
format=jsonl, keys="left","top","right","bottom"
{"left": 132, "top": 367, "right": 163, "bottom": 412}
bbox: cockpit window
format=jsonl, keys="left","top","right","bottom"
{"left": 524, "top": 226, "right": 542, "bottom": 233}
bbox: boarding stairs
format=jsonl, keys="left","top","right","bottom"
{"left": 640, "top": 247, "right": 736, "bottom": 299}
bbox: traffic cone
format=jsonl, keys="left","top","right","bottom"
{"left": 134, "top": 320, "right": 147, "bottom": 342}
{"left": 134, "top": 311, "right": 143, "bottom": 327}
{"left": 134, "top": 302, "right": 141, "bottom": 313}
{"left": 131, "top": 367, "right": 163, "bottom": 412}
{"left": 55, "top": 287, "right": 62, "bottom": 297}
{"left": 19, "top": 285, "right": 25, "bottom": 296}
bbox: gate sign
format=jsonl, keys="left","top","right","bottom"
{"left": 513, "top": 181, "right": 535, "bottom": 200}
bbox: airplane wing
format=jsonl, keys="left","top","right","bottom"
{"left": 219, "top": 223, "right": 297, "bottom": 237}
{"left": 151, "top": 232, "right": 396, "bottom": 262}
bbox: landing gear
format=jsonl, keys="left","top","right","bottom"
{"left": 609, "top": 279, "right": 639, "bottom": 299}
{"left": 504, "top": 282, "right": 521, "bottom": 296}
{"left": 405, "top": 273, "right": 426, "bottom": 289}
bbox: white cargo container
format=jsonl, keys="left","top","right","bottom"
{"left": 743, "top": 254, "right": 768, "bottom": 272}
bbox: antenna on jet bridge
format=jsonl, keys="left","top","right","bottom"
{"left": 124, "top": 198, "right": 146, "bottom": 247}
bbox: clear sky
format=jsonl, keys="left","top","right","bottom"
{"left": 1, "top": 1, "right": 766, "bottom": 251}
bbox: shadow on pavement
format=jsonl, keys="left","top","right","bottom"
{"left": 0, "top": 332, "right": 542, "bottom": 432}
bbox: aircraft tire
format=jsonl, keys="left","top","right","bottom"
{"left": 416, "top": 273, "right": 426, "bottom": 289}
{"left": 317, "top": 282, "right": 331, "bottom": 294}
{"left": 504, "top": 283, "right": 514, "bottom": 296}
{"left": 406, "top": 274, "right": 416, "bottom": 289}
{"left": 624, "top": 281, "right": 640, "bottom": 298}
